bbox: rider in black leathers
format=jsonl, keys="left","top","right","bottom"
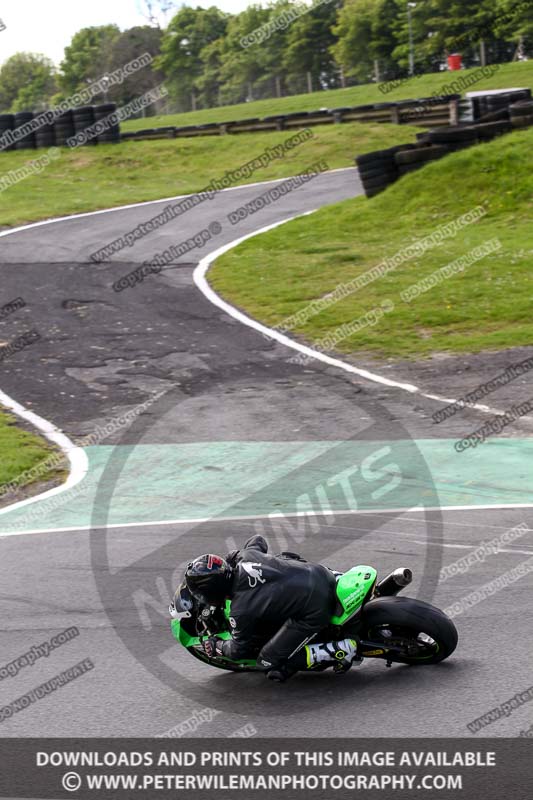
{"left": 184, "top": 535, "right": 359, "bottom": 681}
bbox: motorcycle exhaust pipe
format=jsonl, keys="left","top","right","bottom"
{"left": 375, "top": 567, "right": 413, "bottom": 597}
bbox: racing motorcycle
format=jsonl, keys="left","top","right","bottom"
{"left": 170, "top": 563, "right": 458, "bottom": 673}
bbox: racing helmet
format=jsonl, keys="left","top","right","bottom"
{"left": 185, "top": 554, "right": 233, "bottom": 606}
{"left": 169, "top": 581, "right": 194, "bottom": 620}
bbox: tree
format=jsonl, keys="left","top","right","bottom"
{"left": 156, "top": 6, "right": 228, "bottom": 110}
{"left": 215, "top": 4, "right": 271, "bottom": 104}
{"left": 106, "top": 26, "right": 164, "bottom": 105}
{"left": 284, "top": 0, "right": 342, "bottom": 91}
{"left": 137, "top": 0, "right": 176, "bottom": 28}
{"left": 195, "top": 37, "right": 227, "bottom": 108}
{"left": 495, "top": 0, "right": 533, "bottom": 51}
{"left": 390, "top": 0, "right": 439, "bottom": 75}
{"left": 59, "top": 25, "right": 120, "bottom": 96}
{"left": 333, "top": 0, "right": 399, "bottom": 82}
{"left": 0, "top": 53, "right": 57, "bottom": 112}
{"left": 420, "top": 0, "right": 496, "bottom": 63}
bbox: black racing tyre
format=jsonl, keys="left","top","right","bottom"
{"left": 35, "top": 121, "right": 55, "bottom": 148}
{"left": 448, "top": 140, "right": 477, "bottom": 152}
{"left": 53, "top": 114, "right": 75, "bottom": 143}
{"left": 397, "top": 163, "right": 423, "bottom": 175}
{"left": 365, "top": 186, "right": 388, "bottom": 198}
{"left": 427, "top": 126, "right": 477, "bottom": 144}
{"left": 473, "top": 121, "right": 512, "bottom": 139}
{"left": 14, "top": 111, "right": 36, "bottom": 148}
{"left": 35, "top": 134, "right": 56, "bottom": 148}
{"left": 55, "top": 110, "right": 73, "bottom": 123}
{"left": 356, "top": 143, "right": 415, "bottom": 167}
{"left": 510, "top": 103, "right": 533, "bottom": 118}
{"left": 54, "top": 124, "right": 75, "bottom": 133}
{"left": 486, "top": 96, "right": 508, "bottom": 108}
{"left": 0, "top": 113, "right": 14, "bottom": 130}
{"left": 361, "top": 170, "right": 398, "bottom": 186}
{"left": 478, "top": 109, "right": 510, "bottom": 123}
{"left": 358, "top": 165, "right": 398, "bottom": 181}
{"left": 512, "top": 115, "right": 533, "bottom": 128}
{"left": 94, "top": 103, "right": 117, "bottom": 114}
{"left": 361, "top": 596, "right": 458, "bottom": 665}
{"left": 0, "top": 114, "right": 14, "bottom": 150}
{"left": 14, "top": 111, "right": 33, "bottom": 122}
{"left": 227, "top": 118, "right": 260, "bottom": 125}
{"left": 93, "top": 105, "right": 120, "bottom": 144}
{"left": 73, "top": 114, "right": 94, "bottom": 125}
{"left": 347, "top": 104, "right": 376, "bottom": 113}
{"left": 73, "top": 105, "right": 94, "bottom": 115}
{"left": 355, "top": 155, "right": 394, "bottom": 172}
{"left": 395, "top": 145, "right": 449, "bottom": 166}
{"left": 73, "top": 108, "right": 97, "bottom": 145}
{"left": 362, "top": 174, "right": 397, "bottom": 191}
{"left": 54, "top": 131, "right": 75, "bottom": 146}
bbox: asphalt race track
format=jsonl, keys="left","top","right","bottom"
{"left": 1, "top": 167, "right": 532, "bottom": 738}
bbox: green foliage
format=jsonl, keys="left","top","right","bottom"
{"left": 155, "top": 6, "right": 228, "bottom": 109}
{"left": 59, "top": 25, "right": 121, "bottom": 96}
{"left": 283, "top": 0, "right": 341, "bottom": 90}
{"left": 495, "top": 0, "right": 533, "bottom": 42}
{"left": 332, "top": 0, "right": 400, "bottom": 82}
{"left": 121, "top": 59, "right": 533, "bottom": 131}
{"left": 0, "top": 53, "right": 57, "bottom": 113}
{"left": 421, "top": 0, "right": 496, "bottom": 55}
{"left": 3, "top": 1, "right": 532, "bottom": 117}
{"left": 106, "top": 26, "right": 164, "bottom": 105}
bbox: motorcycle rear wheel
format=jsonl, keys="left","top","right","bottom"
{"left": 360, "top": 596, "right": 458, "bottom": 665}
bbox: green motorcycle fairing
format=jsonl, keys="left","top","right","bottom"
{"left": 331, "top": 565, "right": 377, "bottom": 626}
{"left": 171, "top": 616, "right": 257, "bottom": 668}
{"left": 171, "top": 566, "right": 377, "bottom": 666}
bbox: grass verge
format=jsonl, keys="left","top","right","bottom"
{"left": 0, "top": 409, "right": 67, "bottom": 507}
{"left": 0, "top": 122, "right": 419, "bottom": 227}
{"left": 210, "top": 127, "right": 533, "bottom": 360}
{"left": 122, "top": 60, "right": 533, "bottom": 131}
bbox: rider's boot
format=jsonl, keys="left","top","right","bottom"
{"left": 266, "top": 664, "right": 298, "bottom": 683}
{"left": 305, "top": 638, "right": 361, "bottom": 674}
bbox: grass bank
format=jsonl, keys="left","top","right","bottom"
{"left": 210, "top": 127, "right": 533, "bottom": 360}
{"left": 0, "top": 122, "right": 419, "bottom": 227}
{"left": 0, "top": 410, "right": 67, "bottom": 507}
{"left": 122, "top": 60, "right": 533, "bottom": 131}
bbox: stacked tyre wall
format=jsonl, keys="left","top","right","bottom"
{"left": 0, "top": 104, "right": 119, "bottom": 151}
{"left": 121, "top": 95, "right": 460, "bottom": 144}
{"left": 356, "top": 95, "right": 533, "bottom": 199}
{"left": 0, "top": 95, "right": 459, "bottom": 152}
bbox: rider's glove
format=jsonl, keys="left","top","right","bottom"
{"left": 225, "top": 549, "right": 240, "bottom": 567}
{"left": 203, "top": 636, "right": 224, "bottom": 659}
